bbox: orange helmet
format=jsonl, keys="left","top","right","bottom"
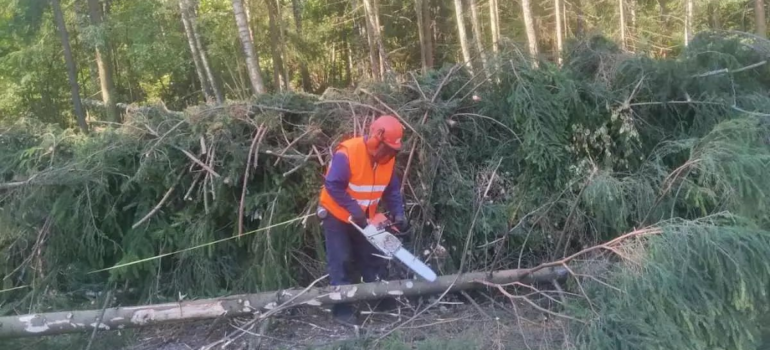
{"left": 367, "top": 115, "right": 404, "bottom": 151}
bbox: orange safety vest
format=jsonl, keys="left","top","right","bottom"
{"left": 319, "top": 137, "right": 395, "bottom": 222}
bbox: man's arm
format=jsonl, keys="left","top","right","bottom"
{"left": 381, "top": 173, "right": 405, "bottom": 219}
{"left": 325, "top": 152, "right": 366, "bottom": 220}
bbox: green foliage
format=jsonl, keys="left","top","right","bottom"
{"left": 570, "top": 217, "right": 770, "bottom": 350}
{"left": 1, "top": 34, "right": 770, "bottom": 350}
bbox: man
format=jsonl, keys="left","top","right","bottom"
{"left": 317, "top": 115, "right": 410, "bottom": 325}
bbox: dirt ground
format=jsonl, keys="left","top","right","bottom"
{"left": 120, "top": 293, "right": 569, "bottom": 350}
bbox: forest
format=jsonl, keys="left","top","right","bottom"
{"left": 2, "top": 0, "right": 770, "bottom": 349}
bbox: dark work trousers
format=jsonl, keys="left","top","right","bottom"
{"left": 322, "top": 214, "right": 388, "bottom": 286}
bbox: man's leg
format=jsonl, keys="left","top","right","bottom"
{"left": 322, "top": 215, "right": 357, "bottom": 324}
{"left": 350, "top": 226, "right": 398, "bottom": 311}
{"left": 350, "top": 226, "right": 388, "bottom": 283}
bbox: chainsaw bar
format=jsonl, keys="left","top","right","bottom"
{"left": 351, "top": 219, "right": 438, "bottom": 282}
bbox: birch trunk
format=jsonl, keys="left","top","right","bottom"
{"left": 453, "top": 0, "right": 473, "bottom": 73}
{"left": 576, "top": 0, "right": 585, "bottom": 37}
{"left": 489, "top": 0, "right": 500, "bottom": 54}
{"left": 415, "top": 0, "right": 434, "bottom": 72}
{"left": 291, "top": 0, "right": 312, "bottom": 91}
{"left": 186, "top": 0, "right": 224, "bottom": 103}
{"left": 756, "top": 0, "right": 767, "bottom": 38}
{"left": 231, "top": 0, "right": 266, "bottom": 95}
{"left": 619, "top": 0, "right": 626, "bottom": 50}
{"left": 630, "top": 0, "right": 637, "bottom": 51}
{"left": 362, "top": 0, "right": 388, "bottom": 78}
{"left": 554, "top": 0, "right": 563, "bottom": 65}
{"left": 87, "top": 0, "right": 120, "bottom": 122}
{"left": 469, "top": 0, "right": 488, "bottom": 74}
{"left": 267, "top": 0, "right": 287, "bottom": 91}
{"left": 51, "top": 0, "right": 88, "bottom": 132}
{"left": 521, "top": 0, "right": 539, "bottom": 62}
{"left": 360, "top": 0, "right": 380, "bottom": 80}
{"left": 0, "top": 267, "right": 566, "bottom": 338}
{"left": 684, "top": 0, "right": 693, "bottom": 45}
{"left": 180, "top": 0, "right": 215, "bottom": 102}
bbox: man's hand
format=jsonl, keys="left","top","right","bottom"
{"left": 394, "top": 216, "right": 411, "bottom": 234}
{"left": 351, "top": 214, "right": 368, "bottom": 228}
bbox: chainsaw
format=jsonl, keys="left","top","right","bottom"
{"left": 349, "top": 213, "right": 438, "bottom": 282}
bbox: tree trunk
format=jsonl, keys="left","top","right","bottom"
{"left": 684, "top": 0, "right": 693, "bottom": 45}
{"left": 757, "top": 0, "right": 767, "bottom": 38}
{"left": 618, "top": 0, "right": 626, "bottom": 50}
{"left": 0, "top": 267, "right": 566, "bottom": 338}
{"left": 554, "top": 0, "right": 563, "bottom": 65}
{"left": 576, "top": 0, "right": 585, "bottom": 37}
{"left": 453, "top": 0, "right": 473, "bottom": 73}
{"left": 657, "top": 0, "right": 668, "bottom": 26}
{"left": 521, "top": 0, "right": 539, "bottom": 62}
{"left": 267, "top": 0, "right": 286, "bottom": 91}
{"left": 291, "top": 0, "right": 312, "bottom": 91}
{"left": 373, "top": 0, "right": 387, "bottom": 76}
{"left": 415, "top": 0, "right": 434, "bottom": 73}
{"left": 630, "top": 0, "right": 637, "bottom": 51}
{"left": 51, "top": 0, "right": 88, "bottom": 132}
{"left": 469, "top": 0, "right": 488, "bottom": 74}
{"left": 87, "top": 0, "right": 119, "bottom": 123}
{"left": 187, "top": 0, "right": 224, "bottom": 104}
{"left": 489, "top": 0, "right": 500, "bottom": 54}
{"left": 360, "top": 0, "right": 380, "bottom": 80}
{"left": 362, "top": 0, "right": 388, "bottom": 78}
{"left": 180, "top": 0, "right": 215, "bottom": 103}
{"left": 231, "top": 0, "right": 266, "bottom": 95}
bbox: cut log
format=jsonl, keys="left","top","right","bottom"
{"left": 0, "top": 267, "right": 566, "bottom": 338}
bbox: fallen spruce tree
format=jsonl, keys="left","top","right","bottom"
{"left": 2, "top": 32, "right": 770, "bottom": 348}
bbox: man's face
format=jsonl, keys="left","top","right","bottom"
{"left": 371, "top": 143, "right": 398, "bottom": 164}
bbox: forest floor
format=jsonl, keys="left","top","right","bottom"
{"left": 113, "top": 295, "right": 567, "bottom": 350}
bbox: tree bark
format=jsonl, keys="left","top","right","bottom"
{"left": 87, "top": 0, "right": 120, "bottom": 123}
{"left": 469, "top": 0, "right": 488, "bottom": 74}
{"left": 576, "top": 0, "right": 585, "bottom": 37}
{"left": 180, "top": 0, "right": 215, "bottom": 103}
{"left": 0, "top": 267, "right": 566, "bottom": 338}
{"left": 554, "top": 0, "right": 563, "bottom": 65}
{"left": 186, "top": 0, "right": 224, "bottom": 104}
{"left": 231, "top": 0, "right": 266, "bottom": 95}
{"left": 684, "top": 0, "right": 693, "bottom": 45}
{"left": 267, "top": 0, "right": 287, "bottom": 91}
{"left": 291, "top": 0, "right": 312, "bottom": 91}
{"left": 630, "top": 0, "right": 637, "bottom": 51}
{"left": 51, "top": 0, "right": 88, "bottom": 132}
{"left": 415, "top": 0, "right": 434, "bottom": 73}
{"left": 453, "top": 0, "right": 473, "bottom": 73}
{"left": 757, "top": 0, "right": 767, "bottom": 38}
{"left": 618, "top": 0, "right": 626, "bottom": 50}
{"left": 360, "top": 0, "right": 380, "bottom": 80}
{"left": 362, "top": 0, "right": 388, "bottom": 78}
{"left": 657, "top": 0, "right": 668, "bottom": 26}
{"left": 489, "top": 0, "right": 500, "bottom": 54}
{"left": 521, "top": 0, "right": 539, "bottom": 62}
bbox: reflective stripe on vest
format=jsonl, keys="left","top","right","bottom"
{"left": 318, "top": 137, "right": 395, "bottom": 222}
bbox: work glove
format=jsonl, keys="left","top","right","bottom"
{"left": 394, "top": 216, "right": 411, "bottom": 233}
{"left": 393, "top": 216, "right": 412, "bottom": 243}
{"left": 351, "top": 214, "right": 368, "bottom": 228}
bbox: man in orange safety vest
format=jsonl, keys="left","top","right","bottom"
{"left": 317, "top": 115, "right": 410, "bottom": 325}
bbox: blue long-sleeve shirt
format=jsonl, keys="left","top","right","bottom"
{"left": 324, "top": 152, "right": 405, "bottom": 220}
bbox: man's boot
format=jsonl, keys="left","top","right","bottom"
{"left": 332, "top": 303, "right": 358, "bottom": 326}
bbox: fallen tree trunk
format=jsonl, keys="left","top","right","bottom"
{"left": 0, "top": 267, "right": 566, "bottom": 338}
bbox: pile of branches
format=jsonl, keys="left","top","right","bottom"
{"left": 2, "top": 31, "right": 770, "bottom": 348}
